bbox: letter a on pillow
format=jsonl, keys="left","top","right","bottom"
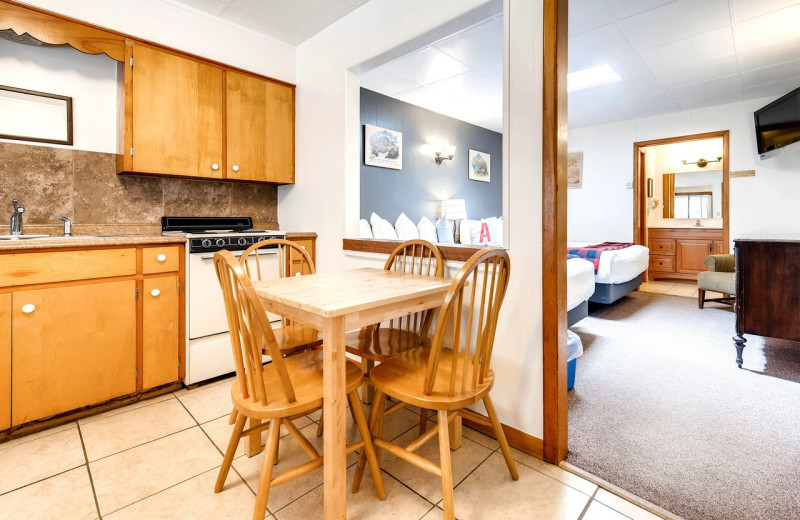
{"left": 479, "top": 222, "right": 491, "bottom": 244}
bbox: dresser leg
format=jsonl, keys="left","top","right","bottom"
{"left": 733, "top": 334, "right": 746, "bottom": 368}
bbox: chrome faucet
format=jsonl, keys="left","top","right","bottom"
{"left": 58, "top": 215, "right": 72, "bottom": 236}
{"left": 10, "top": 199, "right": 24, "bottom": 235}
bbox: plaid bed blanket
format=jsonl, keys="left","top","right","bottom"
{"left": 567, "top": 242, "right": 634, "bottom": 272}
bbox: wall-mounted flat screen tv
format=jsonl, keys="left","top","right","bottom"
{"left": 754, "top": 86, "right": 800, "bottom": 159}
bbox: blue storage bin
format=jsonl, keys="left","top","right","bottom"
{"left": 567, "top": 331, "right": 583, "bottom": 391}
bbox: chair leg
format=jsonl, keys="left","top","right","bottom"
{"left": 418, "top": 409, "right": 429, "bottom": 436}
{"left": 346, "top": 393, "right": 359, "bottom": 424}
{"left": 352, "top": 390, "right": 385, "bottom": 493}
{"left": 698, "top": 289, "right": 706, "bottom": 309}
{"left": 483, "top": 395, "right": 519, "bottom": 480}
{"left": 348, "top": 390, "right": 386, "bottom": 499}
{"left": 316, "top": 411, "right": 323, "bottom": 438}
{"left": 360, "top": 359, "right": 375, "bottom": 404}
{"left": 438, "top": 410, "right": 455, "bottom": 520}
{"left": 252, "top": 418, "right": 281, "bottom": 520}
{"left": 215, "top": 412, "right": 247, "bottom": 493}
{"left": 229, "top": 408, "right": 238, "bottom": 425}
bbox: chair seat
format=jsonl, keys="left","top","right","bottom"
{"left": 232, "top": 350, "right": 363, "bottom": 420}
{"left": 369, "top": 346, "right": 494, "bottom": 411}
{"left": 698, "top": 271, "right": 735, "bottom": 295}
{"left": 272, "top": 323, "right": 323, "bottom": 356}
{"left": 345, "top": 327, "right": 430, "bottom": 362}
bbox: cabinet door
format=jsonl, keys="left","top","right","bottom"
{"left": 12, "top": 281, "right": 136, "bottom": 425}
{"left": 131, "top": 43, "right": 224, "bottom": 178}
{"left": 286, "top": 238, "right": 315, "bottom": 277}
{"left": 713, "top": 240, "right": 725, "bottom": 254}
{"left": 676, "top": 239, "right": 712, "bottom": 273}
{"left": 142, "top": 276, "right": 180, "bottom": 389}
{"left": 226, "top": 71, "right": 294, "bottom": 183}
{"left": 0, "top": 293, "right": 10, "bottom": 430}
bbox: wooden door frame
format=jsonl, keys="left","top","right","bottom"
{"left": 542, "top": 0, "right": 568, "bottom": 463}
{"left": 633, "top": 131, "right": 730, "bottom": 260}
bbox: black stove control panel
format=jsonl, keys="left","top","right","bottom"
{"left": 189, "top": 234, "right": 285, "bottom": 254}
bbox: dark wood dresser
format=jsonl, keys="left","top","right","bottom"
{"left": 734, "top": 237, "right": 800, "bottom": 367}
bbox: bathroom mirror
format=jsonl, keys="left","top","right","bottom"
{"left": 0, "top": 85, "right": 73, "bottom": 145}
{"left": 662, "top": 170, "right": 722, "bottom": 219}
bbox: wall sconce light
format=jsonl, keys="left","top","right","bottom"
{"left": 682, "top": 156, "right": 722, "bottom": 168}
{"left": 434, "top": 145, "right": 456, "bottom": 164}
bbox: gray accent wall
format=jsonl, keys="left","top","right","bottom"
{"left": 360, "top": 88, "right": 502, "bottom": 225}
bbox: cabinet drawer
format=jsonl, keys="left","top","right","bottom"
{"left": 649, "top": 238, "right": 675, "bottom": 255}
{"left": 649, "top": 256, "right": 674, "bottom": 272}
{"left": 0, "top": 249, "right": 136, "bottom": 287}
{"left": 142, "top": 246, "right": 180, "bottom": 274}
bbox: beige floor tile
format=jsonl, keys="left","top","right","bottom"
{"left": 452, "top": 452, "right": 590, "bottom": 520}
{"left": 665, "top": 283, "right": 697, "bottom": 297}
{"left": 104, "top": 467, "right": 255, "bottom": 520}
{"left": 639, "top": 282, "right": 673, "bottom": 294}
{"left": 81, "top": 398, "right": 196, "bottom": 461}
{"left": 0, "top": 466, "right": 97, "bottom": 520}
{"left": 583, "top": 500, "right": 631, "bottom": 520}
{"left": 90, "top": 427, "right": 222, "bottom": 516}
{"left": 201, "top": 414, "right": 313, "bottom": 460}
{"left": 0, "top": 426, "right": 86, "bottom": 495}
{"left": 379, "top": 428, "right": 494, "bottom": 504}
{"left": 178, "top": 379, "right": 236, "bottom": 424}
{"left": 419, "top": 506, "right": 445, "bottom": 519}
{"left": 506, "top": 448, "right": 597, "bottom": 496}
{"left": 78, "top": 392, "right": 176, "bottom": 425}
{"left": 273, "top": 466, "right": 432, "bottom": 520}
{"left": 172, "top": 375, "right": 236, "bottom": 398}
{"left": 595, "top": 489, "right": 662, "bottom": 520}
{"left": 461, "top": 425, "right": 501, "bottom": 451}
{"left": 233, "top": 421, "right": 360, "bottom": 512}
{"left": 0, "top": 422, "right": 76, "bottom": 452}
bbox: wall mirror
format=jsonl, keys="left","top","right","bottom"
{"left": 0, "top": 85, "right": 73, "bottom": 145}
{"left": 662, "top": 170, "right": 722, "bottom": 219}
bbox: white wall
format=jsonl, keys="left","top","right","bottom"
{"left": 569, "top": 97, "right": 800, "bottom": 244}
{"left": 0, "top": 38, "right": 117, "bottom": 153}
{"left": 18, "top": 0, "right": 296, "bottom": 83}
{"left": 281, "top": 0, "right": 547, "bottom": 437}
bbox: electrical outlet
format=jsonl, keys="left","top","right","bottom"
{"left": 625, "top": 182, "right": 633, "bottom": 189}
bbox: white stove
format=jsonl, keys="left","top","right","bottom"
{"left": 162, "top": 217, "right": 285, "bottom": 384}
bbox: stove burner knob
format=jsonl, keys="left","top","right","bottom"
{"left": 201, "top": 239, "right": 212, "bottom": 248}
{"left": 238, "top": 237, "right": 248, "bottom": 246}
{"left": 215, "top": 238, "right": 226, "bottom": 248}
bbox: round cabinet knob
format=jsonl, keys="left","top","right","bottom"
{"left": 211, "top": 163, "right": 219, "bottom": 171}
{"left": 21, "top": 303, "right": 35, "bottom": 314}
{"left": 157, "top": 253, "right": 167, "bottom": 262}
{"left": 151, "top": 289, "right": 161, "bottom": 297}
{"left": 232, "top": 165, "right": 240, "bottom": 172}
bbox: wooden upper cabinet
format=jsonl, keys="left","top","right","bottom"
{"left": 130, "top": 43, "right": 225, "bottom": 179}
{"left": 226, "top": 71, "right": 295, "bottom": 183}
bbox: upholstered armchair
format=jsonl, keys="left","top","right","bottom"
{"left": 697, "top": 254, "right": 736, "bottom": 308}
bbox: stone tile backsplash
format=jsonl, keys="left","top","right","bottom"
{"left": 0, "top": 142, "right": 278, "bottom": 235}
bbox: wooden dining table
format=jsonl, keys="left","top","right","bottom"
{"left": 252, "top": 267, "right": 452, "bottom": 518}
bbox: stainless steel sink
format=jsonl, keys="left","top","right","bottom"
{"left": 0, "top": 234, "right": 50, "bottom": 240}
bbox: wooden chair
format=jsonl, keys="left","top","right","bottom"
{"left": 340, "top": 239, "right": 444, "bottom": 434}
{"left": 213, "top": 250, "right": 385, "bottom": 520}
{"left": 351, "top": 248, "right": 519, "bottom": 520}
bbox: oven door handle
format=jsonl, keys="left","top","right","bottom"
{"left": 198, "top": 249, "right": 278, "bottom": 260}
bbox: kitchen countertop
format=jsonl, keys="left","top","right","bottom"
{"left": 0, "top": 235, "right": 187, "bottom": 251}
{"left": 285, "top": 231, "right": 317, "bottom": 239}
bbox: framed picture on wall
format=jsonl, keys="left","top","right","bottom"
{"left": 364, "top": 124, "right": 402, "bottom": 170}
{"left": 567, "top": 151, "right": 583, "bottom": 188}
{"left": 468, "top": 149, "right": 490, "bottom": 182}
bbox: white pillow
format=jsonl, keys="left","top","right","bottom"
{"left": 395, "top": 213, "right": 419, "bottom": 241}
{"left": 468, "top": 217, "right": 503, "bottom": 246}
{"left": 417, "top": 216, "right": 438, "bottom": 243}
{"left": 358, "top": 219, "right": 373, "bottom": 239}
{"left": 459, "top": 219, "right": 477, "bottom": 245}
{"left": 370, "top": 212, "right": 397, "bottom": 240}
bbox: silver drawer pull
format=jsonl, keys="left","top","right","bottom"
{"left": 22, "top": 303, "right": 35, "bottom": 314}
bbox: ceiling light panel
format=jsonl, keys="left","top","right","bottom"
{"left": 616, "top": 0, "right": 731, "bottom": 51}
{"left": 568, "top": 64, "right": 622, "bottom": 92}
{"left": 383, "top": 47, "right": 471, "bottom": 85}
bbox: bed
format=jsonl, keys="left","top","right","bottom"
{"left": 568, "top": 242, "right": 650, "bottom": 304}
{"left": 567, "top": 257, "right": 595, "bottom": 326}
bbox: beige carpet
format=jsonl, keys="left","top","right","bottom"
{"left": 567, "top": 291, "right": 800, "bottom": 520}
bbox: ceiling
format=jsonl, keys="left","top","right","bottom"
{"left": 169, "top": 0, "right": 369, "bottom": 45}
{"left": 361, "top": 0, "right": 800, "bottom": 131}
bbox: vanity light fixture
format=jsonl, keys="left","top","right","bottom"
{"left": 434, "top": 145, "right": 456, "bottom": 164}
{"left": 682, "top": 156, "right": 722, "bottom": 168}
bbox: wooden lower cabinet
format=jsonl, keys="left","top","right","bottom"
{"left": 648, "top": 227, "right": 725, "bottom": 281}
{"left": 1, "top": 294, "right": 10, "bottom": 430}
{"left": 11, "top": 281, "right": 137, "bottom": 426}
{"left": 142, "top": 276, "right": 180, "bottom": 389}
{"left": 285, "top": 235, "right": 316, "bottom": 276}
